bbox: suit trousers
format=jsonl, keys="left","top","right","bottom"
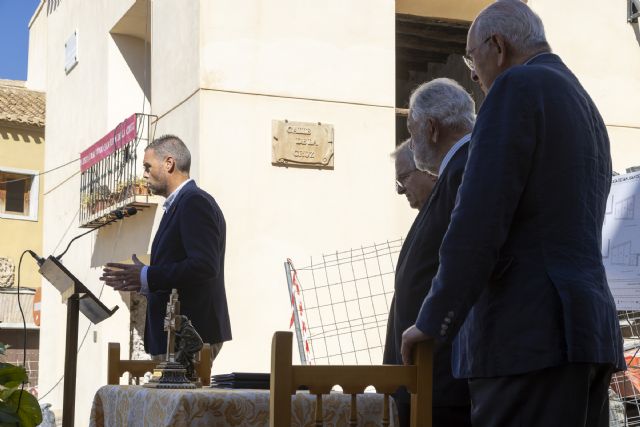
{"left": 393, "top": 387, "right": 471, "bottom": 427}
{"left": 468, "top": 363, "right": 614, "bottom": 427}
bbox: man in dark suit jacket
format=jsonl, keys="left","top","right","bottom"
{"left": 384, "top": 138, "right": 436, "bottom": 380}
{"left": 401, "top": 2, "right": 625, "bottom": 426}
{"left": 102, "top": 135, "right": 232, "bottom": 359}
{"left": 384, "top": 79, "right": 475, "bottom": 427}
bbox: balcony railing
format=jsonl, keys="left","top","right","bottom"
{"left": 79, "top": 114, "right": 156, "bottom": 228}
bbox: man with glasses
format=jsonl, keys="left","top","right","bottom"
{"left": 401, "top": 1, "right": 624, "bottom": 426}
{"left": 384, "top": 78, "right": 475, "bottom": 427}
{"left": 392, "top": 139, "right": 437, "bottom": 211}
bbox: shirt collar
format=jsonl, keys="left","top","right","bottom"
{"left": 438, "top": 133, "right": 471, "bottom": 176}
{"left": 163, "top": 178, "right": 193, "bottom": 211}
{"left": 524, "top": 51, "right": 552, "bottom": 65}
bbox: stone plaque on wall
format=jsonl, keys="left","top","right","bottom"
{"left": 272, "top": 120, "right": 334, "bottom": 168}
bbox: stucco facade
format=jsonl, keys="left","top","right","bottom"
{"left": 0, "top": 85, "right": 45, "bottom": 289}
{"left": 529, "top": 0, "right": 640, "bottom": 174}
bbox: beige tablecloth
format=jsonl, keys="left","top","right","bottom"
{"left": 89, "top": 385, "right": 398, "bottom": 427}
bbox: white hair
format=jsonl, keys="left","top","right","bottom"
{"left": 409, "top": 78, "right": 475, "bottom": 131}
{"left": 391, "top": 139, "right": 415, "bottom": 166}
{"left": 473, "top": 0, "right": 550, "bottom": 54}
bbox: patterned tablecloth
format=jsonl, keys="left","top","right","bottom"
{"left": 89, "top": 385, "right": 398, "bottom": 427}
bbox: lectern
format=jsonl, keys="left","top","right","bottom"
{"left": 38, "top": 256, "right": 119, "bottom": 427}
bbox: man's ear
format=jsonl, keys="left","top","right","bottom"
{"left": 493, "top": 34, "right": 508, "bottom": 68}
{"left": 427, "top": 117, "right": 439, "bottom": 144}
{"left": 165, "top": 156, "right": 176, "bottom": 173}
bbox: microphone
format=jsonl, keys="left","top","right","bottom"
{"left": 111, "top": 206, "right": 137, "bottom": 220}
{"left": 55, "top": 207, "right": 138, "bottom": 260}
{"left": 27, "top": 250, "right": 45, "bottom": 266}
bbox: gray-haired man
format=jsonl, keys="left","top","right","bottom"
{"left": 401, "top": 2, "right": 624, "bottom": 426}
{"left": 386, "top": 78, "right": 474, "bottom": 427}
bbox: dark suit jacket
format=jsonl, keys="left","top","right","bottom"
{"left": 415, "top": 53, "right": 625, "bottom": 378}
{"left": 145, "top": 180, "right": 232, "bottom": 355}
{"left": 383, "top": 144, "right": 470, "bottom": 407}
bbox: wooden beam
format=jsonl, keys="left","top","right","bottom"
{"left": 396, "top": 13, "right": 471, "bottom": 30}
{"left": 396, "top": 33, "right": 466, "bottom": 55}
{"left": 396, "top": 21, "right": 468, "bottom": 45}
{"left": 396, "top": 48, "right": 450, "bottom": 65}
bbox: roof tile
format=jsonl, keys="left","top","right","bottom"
{"left": 0, "top": 79, "right": 45, "bottom": 127}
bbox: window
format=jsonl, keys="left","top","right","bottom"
{"left": 0, "top": 168, "right": 40, "bottom": 221}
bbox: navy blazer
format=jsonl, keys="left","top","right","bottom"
{"left": 415, "top": 53, "right": 625, "bottom": 378}
{"left": 384, "top": 144, "right": 470, "bottom": 407}
{"left": 145, "top": 180, "right": 232, "bottom": 355}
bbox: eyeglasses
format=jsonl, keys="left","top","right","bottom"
{"left": 396, "top": 170, "right": 438, "bottom": 192}
{"left": 395, "top": 170, "right": 416, "bottom": 192}
{"left": 463, "top": 36, "right": 492, "bottom": 71}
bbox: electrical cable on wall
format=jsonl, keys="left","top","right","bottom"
{"left": 0, "top": 157, "right": 79, "bottom": 186}
{"left": 34, "top": 0, "right": 154, "bottom": 405}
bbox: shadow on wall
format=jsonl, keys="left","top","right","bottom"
{"left": 90, "top": 204, "right": 158, "bottom": 268}
{"left": 632, "top": 22, "right": 640, "bottom": 46}
{"left": 0, "top": 129, "right": 44, "bottom": 145}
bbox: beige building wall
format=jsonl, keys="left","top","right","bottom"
{"left": 0, "top": 124, "right": 44, "bottom": 288}
{"left": 37, "top": 0, "right": 413, "bottom": 423}
{"left": 27, "top": 1, "right": 47, "bottom": 91}
{"left": 529, "top": 0, "right": 640, "bottom": 173}
{"left": 35, "top": 0, "right": 147, "bottom": 423}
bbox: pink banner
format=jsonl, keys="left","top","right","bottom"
{"left": 80, "top": 114, "right": 138, "bottom": 172}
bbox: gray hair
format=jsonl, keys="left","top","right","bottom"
{"left": 409, "top": 78, "right": 475, "bottom": 131}
{"left": 146, "top": 134, "right": 191, "bottom": 173}
{"left": 391, "top": 139, "right": 416, "bottom": 167}
{"left": 473, "top": 0, "right": 550, "bottom": 54}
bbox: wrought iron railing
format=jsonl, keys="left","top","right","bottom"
{"left": 79, "top": 114, "right": 155, "bottom": 228}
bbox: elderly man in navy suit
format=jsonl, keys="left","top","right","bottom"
{"left": 385, "top": 79, "right": 475, "bottom": 427}
{"left": 392, "top": 138, "right": 437, "bottom": 211}
{"left": 401, "top": 1, "right": 624, "bottom": 426}
{"left": 102, "top": 135, "right": 232, "bottom": 361}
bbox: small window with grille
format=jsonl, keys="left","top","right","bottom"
{"left": 0, "top": 168, "right": 39, "bottom": 221}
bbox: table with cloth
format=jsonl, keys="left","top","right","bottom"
{"left": 89, "top": 385, "right": 399, "bottom": 427}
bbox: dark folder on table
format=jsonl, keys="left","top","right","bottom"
{"left": 211, "top": 372, "right": 270, "bottom": 389}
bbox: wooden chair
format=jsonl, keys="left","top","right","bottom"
{"left": 107, "top": 342, "right": 213, "bottom": 386}
{"left": 269, "top": 331, "right": 432, "bottom": 427}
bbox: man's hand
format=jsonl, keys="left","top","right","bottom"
{"left": 401, "top": 324, "right": 430, "bottom": 365}
{"left": 100, "top": 254, "right": 145, "bottom": 292}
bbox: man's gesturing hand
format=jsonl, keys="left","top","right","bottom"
{"left": 100, "top": 254, "right": 145, "bottom": 292}
{"left": 401, "top": 324, "right": 430, "bottom": 365}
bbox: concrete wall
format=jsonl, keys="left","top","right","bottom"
{"left": 37, "top": 0, "right": 414, "bottom": 424}
{"left": 27, "top": 0, "right": 47, "bottom": 91}
{"left": 153, "top": 0, "right": 411, "bottom": 375}
{"left": 199, "top": 0, "right": 395, "bottom": 106}
{"left": 530, "top": 0, "right": 640, "bottom": 173}
{"left": 0, "top": 124, "right": 44, "bottom": 288}
{"left": 36, "top": 0, "right": 144, "bottom": 423}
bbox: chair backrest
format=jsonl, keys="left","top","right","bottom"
{"left": 107, "top": 342, "right": 213, "bottom": 386}
{"left": 269, "top": 331, "right": 432, "bottom": 427}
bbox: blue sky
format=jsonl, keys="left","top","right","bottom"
{"left": 0, "top": 0, "right": 42, "bottom": 80}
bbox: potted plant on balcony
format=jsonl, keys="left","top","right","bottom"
{"left": 0, "top": 343, "right": 42, "bottom": 427}
{"left": 132, "top": 177, "right": 149, "bottom": 196}
{"left": 114, "top": 182, "right": 131, "bottom": 202}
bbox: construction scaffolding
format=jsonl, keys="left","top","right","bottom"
{"left": 285, "top": 239, "right": 402, "bottom": 366}
{"left": 285, "top": 240, "right": 640, "bottom": 425}
{"left": 611, "top": 311, "right": 640, "bottom": 426}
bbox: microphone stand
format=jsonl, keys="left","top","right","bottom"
{"left": 28, "top": 206, "right": 135, "bottom": 427}
{"left": 56, "top": 207, "right": 136, "bottom": 260}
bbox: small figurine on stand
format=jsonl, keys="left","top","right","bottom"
{"left": 175, "top": 315, "right": 204, "bottom": 383}
{"left": 144, "top": 289, "right": 197, "bottom": 389}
